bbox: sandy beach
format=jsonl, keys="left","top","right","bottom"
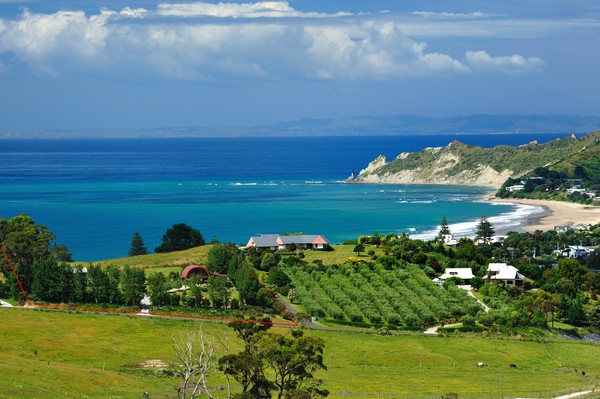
{"left": 489, "top": 197, "right": 600, "bottom": 232}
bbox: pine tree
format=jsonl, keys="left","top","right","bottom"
{"left": 475, "top": 215, "right": 495, "bottom": 243}
{"left": 128, "top": 231, "right": 149, "bottom": 256}
{"left": 437, "top": 216, "right": 451, "bottom": 242}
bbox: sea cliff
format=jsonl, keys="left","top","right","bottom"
{"left": 356, "top": 131, "right": 600, "bottom": 187}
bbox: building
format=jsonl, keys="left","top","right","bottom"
{"left": 486, "top": 263, "right": 524, "bottom": 287}
{"left": 246, "top": 234, "right": 330, "bottom": 250}
{"left": 181, "top": 265, "right": 227, "bottom": 281}
{"left": 561, "top": 245, "right": 595, "bottom": 259}
{"left": 438, "top": 268, "right": 475, "bottom": 285}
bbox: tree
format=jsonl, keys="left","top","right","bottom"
{"left": 207, "top": 276, "right": 230, "bottom": 309}
{"left": 437, "top": 216, "right": 451, "bottom": 242}
{"left": 120, "top": 266, "right": 146, "bottom": 306}
{"left": 207, "top": 244, "right": 233, "bottom": 274}
{"left": 258, "top": 329, "right": 328, "bottom": 399}
{"left": 475, "top": 215, "right": 495, "bottom": 243}
{"left": 87, "top": 265, "right": 112, "bottom": 304}
{"left": 260, "top": 252, "right": 279, "bottom": 271}
{"left": 353, "top": 244, "right": 365, "bottom": 256}
{"left": 219, "top": 316, "right": 274, "bottom": 398}
{"left": 0, "top": 214, "right": 55, "bottom": 293}
{"left": 155, "top": 223, "right": 205, "bottom": 253}
{"left": 172, "top": 329, "right": 217, "bottom": 399}
{"left": 147, "top": 271, "right": 170, "bottom": 306}
{"left": 50, "top": 243, "right": 73, "bottom": 262}
{"left": 31, "top": 256, "right": 72, "bottom": 303}
{"left": 128, "top": 232, "right": 149, "bottom": 257}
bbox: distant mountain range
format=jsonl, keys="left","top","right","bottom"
{"left": 1, "top": 114, "right": 599, "bottom": 139}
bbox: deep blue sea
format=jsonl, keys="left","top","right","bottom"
{"left": 0, "top": 134, "right": 568, "bottom": 261}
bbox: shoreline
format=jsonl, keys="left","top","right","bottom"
{"left": 488, "top": 197, "right": 600, "bottom": 232}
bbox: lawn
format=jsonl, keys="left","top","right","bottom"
{"left": 1, "top": 308, "right": 598, "bottom": 398}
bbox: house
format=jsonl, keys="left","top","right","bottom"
{"left": 554, "top": 225, "right": 572, "bottom": 233}
{"left": 561, "top": 245, "right": 594, "bottom": 259}
{"left": 486, "top": 263, "right": 524, "bottom": 287}
{"left": 181, "top": 265, "right": 227, "bottom": 281}
{"left": 246, "top": 234, "right": 330, "bottom": 250}
{"left": 440, "top": 234, "right": 458, "bottom": 246}
{"left": 245, "top": 234, "right": 280, "bottom": 251}
{"left": 438, "top": 268, "right": 474, "bottom": 285}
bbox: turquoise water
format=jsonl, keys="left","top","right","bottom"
{"left": 0, "top": 135, "right": 561, "bottom": 261}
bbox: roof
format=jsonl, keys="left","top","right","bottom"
{"left": 247, "top": 234, "right": 329, "bottom": 248}
{"left": 487, "top": 263, "right": 523, "bottom": 280}
{"left": 440, "top": 268, "right": 474, "bottom": 280}
{"left": 277, "top": 234, "right": 328, "bottom": 245}
{"left": 248, "top": 234, "right": 280, "bottom": 247}
{"left": 181, "top": 264, "right": 226, "bottom": 279}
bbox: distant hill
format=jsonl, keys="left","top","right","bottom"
{"left": 357, "top": 130, "right": 600, "bottom": 187}
{"left": 1, "top": 114, "right": 599, "bottom": 138}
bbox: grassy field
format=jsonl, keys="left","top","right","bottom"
{"left": 70, "top": 244, "right": 380, "bottom": 271}
{"left": 1, "top": 308, "right": 599, "bottom": 398}
{"left": 71, "top": 245, "right": 212, "bottom": 270}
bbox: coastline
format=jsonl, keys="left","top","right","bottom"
{"left": 488, "top": 197, "right": 600, "bottom": 232}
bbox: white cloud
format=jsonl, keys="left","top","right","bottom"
{"left": 0, "top": 2, "right": 546, "bottom": 81}
{"left": 465, "top": 50, "right": 545, "bottom": 74}
{"left": 156, "top": 1, "right": 351, "bottom": 18}
{"left": 412, "top": 11, "right": 495, "bottom": 19}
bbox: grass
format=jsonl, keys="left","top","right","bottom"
{"left": 294, "top": 244, "right": 383, "bottom": 265}
{"left": 69, "top": 244, "right": 381, "bottom": 271}
{"left": 1, "top": 308, "right": 599, "bottom": 398}
{"left": 71, "top": 245, "right": 212, "bottom": 269}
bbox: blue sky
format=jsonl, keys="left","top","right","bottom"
{"left": 0, "top": 0, "right": 598, "bottom": 130}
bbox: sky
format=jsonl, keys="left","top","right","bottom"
{"left": 0, "top": 0, "right": 599, "bottom": 130}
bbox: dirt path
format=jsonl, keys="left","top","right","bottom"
{"left": 468, "top": 290, "right": 490, "bottom": 312}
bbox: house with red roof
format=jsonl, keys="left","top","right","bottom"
{"left": 246, "top": 234, "right": 329, "bottom": 250}
{"left": 181, "top": 264, "right": 227, "bottom": 281}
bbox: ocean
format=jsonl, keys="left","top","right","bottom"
{"left": 0, "top": 134, "right": 568, "bottom": 261}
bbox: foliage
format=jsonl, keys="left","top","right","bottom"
{"left": 155, "top": 223, "right": 205, "bottom": 253}
{"left": 286, "top": 262, "right": 479, "bottom": 326}
{"left": 120, "top": 266, "right": 146, "bottom": 306}
{"left": 437, "top": 216, "right": 451, "bottom": 242}
{"left": 128, "top": 232, "right": 149, "bottom": 257}
{"left": 207, "top": 244, "right": 234, "bottom": 274}
{"left": 0, "top": 214, "right": 57, "bottom": 292}
{"left": 475, "top": 216, "right": 495, "bottom": 243}
{"left": 147, "top": 271, "right": 171, "bottom": 306}
{"left": 219, "top": 317, "right": 327, "bottom": 399}
{"left": 207, "top": 276, "right": 230, "bottom": 309}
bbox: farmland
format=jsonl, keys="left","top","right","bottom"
{"left": 1, "top": 307, "right": 599, "bottom": 399}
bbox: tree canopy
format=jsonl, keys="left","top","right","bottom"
{"left": 155, "top": 223, "right": 205, "bottom": 253}
{"left": 128, "top": 232, "right": 149, "bottom": 257}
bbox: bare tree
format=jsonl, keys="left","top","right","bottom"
{"left": 172, "top": 328, "right": 216, "bottom": 399}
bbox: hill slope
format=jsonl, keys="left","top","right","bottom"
{"left": 357, "top": 131, "right": 600, "bottom": 187}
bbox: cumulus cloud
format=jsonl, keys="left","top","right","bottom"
{"left": 0, "top": 1, "right": 545, "bottom": 81}
{"left": 465, "top": 50, "right": 545, "bottom": 74}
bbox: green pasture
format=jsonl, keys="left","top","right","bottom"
{"left": 1, "top": 308, "right": 599, "bottom": 398}
{"left": 71, "top": 245, "right": 212, "bottom": 270}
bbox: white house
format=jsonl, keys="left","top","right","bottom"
{"left": 438, "top": 268, "right": 475, "bottom": 285}
{"left": 486, "top": 263, "right": 525, "bottom": 287}
{"left": 561, "top": 245, "right": 595, "bottom": 259}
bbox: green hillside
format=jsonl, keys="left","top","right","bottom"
{"left": 359, "top": 131, "right": 600, "bottom": 189}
